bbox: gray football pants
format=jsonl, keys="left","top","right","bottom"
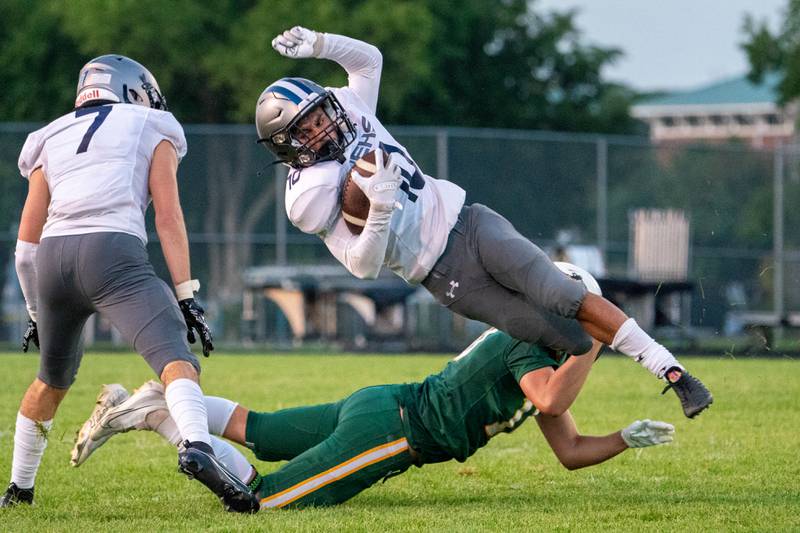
{"left": 35, "top": 232, "right": 199, "bottom": 389}
{"left": 422, "top": 203, "right": 593, "bottom": 355}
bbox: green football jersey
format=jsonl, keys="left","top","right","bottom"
{"left": 402, "top": 329, "right": 565, "bottom": 463}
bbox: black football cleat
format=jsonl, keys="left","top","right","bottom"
{"left": 177, "top": 441, "right": 259, "bottom": 513}
{"left": 0, "top": 483, "right": 34, "bottom": 507}
{"left": 662, "top": 369, "right": 713, "bottom": 418}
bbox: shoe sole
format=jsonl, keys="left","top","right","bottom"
{"left": 71, "top": 385, "right": 129, "bottom": 466}
{"left": 686, "top": 395, "right": 714, "bottom": 418}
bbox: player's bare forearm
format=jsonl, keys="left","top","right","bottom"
{"left": 155, "top": 211, "right": 191, "bottom": 286}
{"left": 560, "top": 433, "right": 628, "bottom": 470}
{"left": 519, "top": 339, "right": 601, "bottom": 416}
{"left": 536, "top": 410, "right": 627, "bottom": 470}
{"left": 149, "top": 140, "right": 191, "bottom": 286}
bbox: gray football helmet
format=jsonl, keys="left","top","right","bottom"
{"left": 255, "top": 77, "right": 356, "bottom": 168}
{"left": 75, "top": 54, "right": 167, "bottom": 110}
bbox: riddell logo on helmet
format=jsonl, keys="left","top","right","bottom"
{"left": 75, "top": 89, "right": 101, "bottom": 107}
{"left": 74, "top": 87, "right": 118, "bottom": 107}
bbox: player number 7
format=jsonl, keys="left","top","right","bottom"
{"left": 75, "top": 105, "right": 112, "bottom": 154}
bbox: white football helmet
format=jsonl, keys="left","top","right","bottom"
{"left": 554, "top": 262, "right": 602, "bottom": 296}
{"left": 75, "top": 54, "right": 167, "bottom": 110}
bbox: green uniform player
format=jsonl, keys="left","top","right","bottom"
{"left": 72, "top": 329, "right": 675, "bottom": 511}
{"left": 248, "top": 328, "right": 570, "bottom": 508}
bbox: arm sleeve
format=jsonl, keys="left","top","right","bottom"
{"left": 323, "top": 205, "right": 393, "bottom": 279}
{"left": 317, "top": 33, "right": 383, "bottom": 113}
{"left": 15, "top": 240, "right": 38, "bottom": 322}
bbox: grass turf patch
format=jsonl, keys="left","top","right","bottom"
{"left": 0, "top": 352, "right": 798, "bottom": 532}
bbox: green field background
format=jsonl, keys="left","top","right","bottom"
{"left": 0, "top": 352, "right": 798, "bottom": 532}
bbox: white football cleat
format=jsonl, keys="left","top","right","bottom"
{"left": 71, "top": 383, "right": 130, "bottom": 467}
{"left": 90, "top": 380, "right": 171, "bottom": 442}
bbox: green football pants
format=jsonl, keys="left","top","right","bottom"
{"left": 246, "top": 385, "right": 415, "bottom": 509}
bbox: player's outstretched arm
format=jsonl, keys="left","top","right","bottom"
{"left": 272, "top": 26, "right": 383, "bottom": 112}
{"left": 536, "top": 410, "right": 674, "bottom": 470}
{"left": 519, "top": 339, "right": 602, "bottom": 416}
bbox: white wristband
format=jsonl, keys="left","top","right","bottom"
{"left": 175, "top": 279, "right": 200, "bottom": 301}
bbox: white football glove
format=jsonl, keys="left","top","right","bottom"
{"left": 272, "top": 26, "right": 320, "bottom": 58}
{"left": 621, "top": 419, "right": 675, "bottom": 448}
{"left": 350, "top": 152, "right": 402, "bottom": 212}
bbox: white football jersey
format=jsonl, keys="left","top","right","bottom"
{"left": 285, "top": 87, "right": 466, "bottom": 284}
{"left": 18, "top": 104, "right": 187, "bottom": 244}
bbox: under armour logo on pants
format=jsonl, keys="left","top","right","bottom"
{"left": 446, "top": 280, "right": 459, "bottom": 299}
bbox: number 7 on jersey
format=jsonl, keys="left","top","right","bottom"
{"left": 75, "top": 106, "right": 112, "bottom": 154}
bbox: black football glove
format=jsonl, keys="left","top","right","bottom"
{"left": 22, "top": 319, "right": 39, "bottom": 353}
{"left": 179, "top": 298, "right": 214, "bottom": 357}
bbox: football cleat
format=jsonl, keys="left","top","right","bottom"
{"left": 89, "top": 380, "right": 170, "bottom": 443}
{"left": 662, "top": 369, "right": 713, "bottom": 418}
{"left": 0, "top": 482, "right": 34, "bottom": 507}
{"left": 178, "top": 441, "right": 260, "bottom": 514}
{"left": 71, "top": 383, "right": 130, "bottom": 466}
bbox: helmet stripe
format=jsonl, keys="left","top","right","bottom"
{"left": 284, "top": 78, "right": 317, "bottom": 96}
{"left": 268, "top": 85, "right": 303, "bottom": 104}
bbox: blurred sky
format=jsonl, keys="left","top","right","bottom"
{"left": 536, "top": 0, "right": 786, "bottom": 92}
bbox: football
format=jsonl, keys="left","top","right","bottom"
{"left": 340, "top": 148, "right": 389, "bottom": 234}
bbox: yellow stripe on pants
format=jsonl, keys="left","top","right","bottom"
{"left": 260, "top": 437, "right": 409, "bottom": 509}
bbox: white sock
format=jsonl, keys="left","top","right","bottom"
{"left": 164, "top": 379, "right": 211, "bottom": 446}
{"left": 210, "top": 436, "right": 254, "bottom": 483}
{"left": 204, "top": 396, "right": 238, "bottom": 436}
{"left": 154, "top": 411, "right": 251, "bottom": 482}
{"left": 611, "top": 318, "right": 684, "bottom": 379}
{"left": 10, "top": 412, "right": 52, "bottom": 489}
{"left": 140, "top": 409, "right": 252, "bottom": 483}
{"left": 144, "top": 395, "right": 237, "bottom": 445}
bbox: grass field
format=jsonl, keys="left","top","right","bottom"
{"left": 0, "top": 351, "right": 798, "bottom": 532}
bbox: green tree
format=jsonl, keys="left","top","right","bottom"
{"left": 403, "top": 0, "right": 634, "bottom": 133}
{"left": 0, "top": 1, "right": 85, "bottom": 121}
{"left": 0, "top": 0, "right": 253, "bottom": 123}
{"left": 741, "top": 0, "right": 798, "bottom": 102}
{"left": 206, "top": 0, "right": 435, "bottom": 124}
{"left": 1, "top": 0, "right": 635, "bottom": 133}
{"left": 214, "top": 0, "right": 634, "bottom": 132}
{"left": 58, "top": 0, "right": 249, "bottom": 123}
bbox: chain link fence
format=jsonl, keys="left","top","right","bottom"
{"left": 1, "top": 122, "right": 797, "bottom": 350}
